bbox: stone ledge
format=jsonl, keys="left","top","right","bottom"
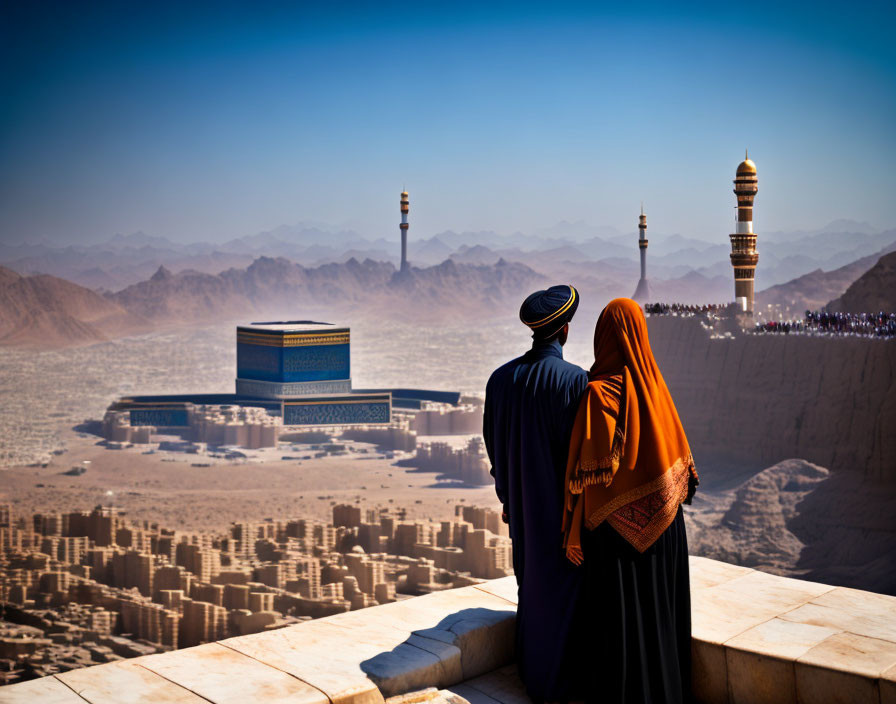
{"left": 688, "top": 556, "right": 896, "bottom": 704}
{"left": 2, "top": 558, "right": 895, "bottom": 704}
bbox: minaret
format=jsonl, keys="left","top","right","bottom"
{"left": 399, "top": 190, "right": 409, "bottom": 273}
{"left": 632, "top": 204, "right": 653, "bottom": 302}
{"left": 729, "top": 151, "right": 759, "bottom": 313}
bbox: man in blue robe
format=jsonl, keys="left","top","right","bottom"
{"left": 484, "top": 284, "right": 589, "bottom": 702}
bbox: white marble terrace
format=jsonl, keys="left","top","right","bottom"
{"left": 2, "top": 557, "right": 895, "bottom": 704}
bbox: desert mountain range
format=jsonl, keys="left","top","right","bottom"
{"left": 3, "top": 220, "right": 893, "bottom": 292}
{"left": 110, "top": 256, "right": 544, "bottom": 325}
{"left": 1, "top": 218, "right": 894, "bottom": 348}
{"left": 0, "top": 258, "right": 547, "bottom": 347}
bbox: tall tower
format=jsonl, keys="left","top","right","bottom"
{"left": 729, "top": 151, "right": 759, "bottom": 312}
{"left": 399, "top": 190, "right": 409, "bottom": 273}
{"left": 632, "top": 204, "right": 653, "bottom": 302}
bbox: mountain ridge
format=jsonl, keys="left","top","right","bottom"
{"left": 755, "top": 242, "right": 896, "bottom": 314}
{"left": 827, "top": 250, "right": 896, "bottom": 313}
{"left": 0, "top": 266, "right": 149, "bottom": 347}
{"left": 1, "top": 236, "right": 891, "bottom": 349}
{"left": 107, "top": 256, "right": 546, "bottom": 326}
{"left": 4, "top": 220, "right": 892, "bottom": 294}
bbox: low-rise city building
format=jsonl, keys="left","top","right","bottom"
{"left": 0, "top": 501, "right": 510, "bottom": 685}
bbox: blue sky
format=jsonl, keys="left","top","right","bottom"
{"left": 1, "top": 1, "right": 894, "bottom": 244}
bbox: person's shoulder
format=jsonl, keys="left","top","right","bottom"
{"left": 551, "top": 357, "right": 588, "bottom": 382}
{"left": 585, "top": 372, "right": 624, "bottom": 406}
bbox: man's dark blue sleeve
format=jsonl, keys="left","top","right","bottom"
{"left": 483, "top": 374, "right": 506, "bottom": 507}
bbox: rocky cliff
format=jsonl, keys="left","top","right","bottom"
{"left": 687, "top": 459, "right": 830, "bottom": 574}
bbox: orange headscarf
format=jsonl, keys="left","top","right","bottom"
{"left": 562, "top": 298, "right": 698, "bottom": 561}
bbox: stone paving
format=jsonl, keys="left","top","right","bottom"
{"left": 2, "top": 556, "right": 896, "bottom": 704}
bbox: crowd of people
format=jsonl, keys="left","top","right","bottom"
{"left": 754, "top": 311, "right": 896, "bottom": 339}
{"left": 643, "top": 302, "right": 725, "bottom": 317}
{"left": 643, "top": 302, "right": 895, "bottom": 339}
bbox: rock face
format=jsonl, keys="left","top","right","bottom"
{"left": 687, "top": 458, "right": 896, "bottom": 593}
{"left": 721, "top": 460, "right": 830, "bottom": 565}
{"left": 687, "top": 459, "right": 830, "bottom": 575}
{"left": 0, "top": 266, "right": 146, "bottom": 348}
{"left": 789, "top": 470, "right": 896, "bottom": 592}
{"left": 827, "top": 250, "right": 896, "bottom": 313}
{"left": 647, "top": 315, "right": 896, "bottom": 482}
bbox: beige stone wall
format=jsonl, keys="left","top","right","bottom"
{"left": 647, "top": 316, "right": 896, "bottom": 481}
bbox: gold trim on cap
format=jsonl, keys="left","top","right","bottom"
{"left": 525, "top": 286, "right": 577, "bottom": 329}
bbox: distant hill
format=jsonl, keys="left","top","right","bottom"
{"left": 412, "top": 237, "right": 454, "bottom": 265}
{"left": 755, "top": 242, "right": 896, "bottom": 314}
{"left": 0, "top": 266, "right": 147, "bottom": 348}
{"left": 652, "top": 270, "right": 731, "bottom": 305}
{"left": 826, "top": 250, "right": 896, "bottom": 313}
{"left": 450, "top": 244, "right": 502, "bottom": 265}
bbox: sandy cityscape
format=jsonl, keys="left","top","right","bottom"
{"left": 0, "top": 492, "right": 513, "bottom": 685}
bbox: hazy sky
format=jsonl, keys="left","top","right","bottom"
{"left": 1, "top": 1, "right": 894, "bottom": 245}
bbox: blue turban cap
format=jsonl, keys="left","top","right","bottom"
{"left": 520, "top": 284, "right": 580, "bottom": 339}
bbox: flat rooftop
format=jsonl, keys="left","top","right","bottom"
{"left": 4, "top": 556, "right": 896, "bottom": 704}
{"left": 238, "top": 321, "right": 346, "bottom": 333}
